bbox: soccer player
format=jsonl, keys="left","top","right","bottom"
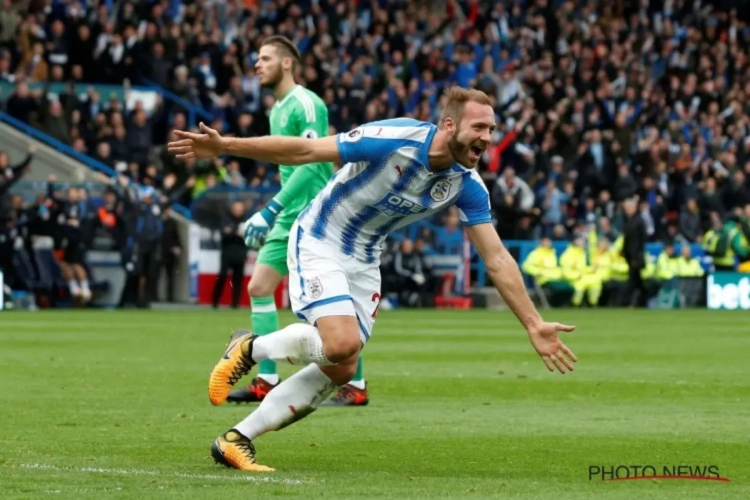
{"left": 168, "top": 87, "right": 578, "bottom": 472}
{"left": 231, "top": 35, "right": 369, "bottom": 406}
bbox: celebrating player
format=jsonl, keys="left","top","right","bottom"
{"left": 167, "top": 86, "right": 578, "bottom": 472}
{"left": 229, "top": 36, "right": 368, "bottom": 406}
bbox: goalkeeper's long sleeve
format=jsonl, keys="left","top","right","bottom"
{"left": 272, "top": 164, "right": 323, "bottom": 208}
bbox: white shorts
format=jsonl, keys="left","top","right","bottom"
{"left": 287, "top": 222, "right": 381, "bottom": 344}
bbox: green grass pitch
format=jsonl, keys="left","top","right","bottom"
{"left": 0, "top": 308, "right": 749, "bottom": 499}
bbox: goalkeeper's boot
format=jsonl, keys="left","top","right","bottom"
{"left": 211, "top": 430, "right": 275, "bottom": 472}
{"left": 208, "top": 330, "right": 258, "bottom": 406}
{"left": 227, "top": 377, "right": 280, "bottom": 404}
{"left": 320, "top": 383, "right": 370, "bottom": 406}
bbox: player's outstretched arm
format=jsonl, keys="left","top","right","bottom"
{"left": 465, "top": 223, "right": 578, "bottom": 374}
{"left": 167, "top": 122, "right": 341, "bottom": 166}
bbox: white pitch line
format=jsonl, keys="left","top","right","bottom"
{"left": 20, "top": 463, "right": 305, "bottom": 485}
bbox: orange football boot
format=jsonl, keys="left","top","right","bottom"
{"left": 211, "top": 430, "right": 275, "bottom": 472}
{"left": 208, "top": 330, "right": 258, "bottom": 406}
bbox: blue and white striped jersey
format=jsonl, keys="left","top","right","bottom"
{"left": 297, "top": 118, "right": 492, "bottom": 263}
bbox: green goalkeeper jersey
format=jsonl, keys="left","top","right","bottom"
{"left": 269, "top": 85, "right": 334, "bottom": 230}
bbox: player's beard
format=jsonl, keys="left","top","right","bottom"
{"left": 447, "top": 136, "right": 477, "bottom": 169}
{"left": 261, "top": 63, "right": 284, "bottom": 89}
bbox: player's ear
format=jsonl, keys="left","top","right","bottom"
{"left": 444, "top": 117, "right": 456, "bottom": 136}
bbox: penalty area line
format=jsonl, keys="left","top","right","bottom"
{"left": 19, "top": 463, "right": 306, "bottom": 485}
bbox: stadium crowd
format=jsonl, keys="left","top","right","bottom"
{"left": 2, "top": 0, "right": 750, "bottom": 308}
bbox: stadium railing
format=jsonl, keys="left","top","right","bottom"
{"left": 0, "top": 111, "right": 118, "bottom": 178}
{"left": 139, "top": 78, "right": 214, "bottom": 128}
{"left": 0, "top": 110, "right": 193, "bottom": 218}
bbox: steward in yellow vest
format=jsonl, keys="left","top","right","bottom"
{"left": 655, "top": 243, "right": 677, "bottom": 281}
{"left": 521, "top": 237, "right": 563, "bottom": 285}
{"left": 673, "top": 245, "right": 705, "bottom": 277}
{"left": 560, "top": 237, "right": 603, "bottom": 306}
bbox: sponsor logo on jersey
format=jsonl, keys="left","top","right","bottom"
{"left": 373, "top": 192, "right": 429, "bottom": 216}
{"left": 430, "top": 179, "right": 452, "bottom": 202}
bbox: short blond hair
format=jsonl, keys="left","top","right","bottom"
{"left": 439, "top": 86, "right": 492, "bottom": 126}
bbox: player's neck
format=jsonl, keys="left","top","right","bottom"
{"left": 273, "top": 77, "right": 297, "bottom": 102}
{"left": 426, "top": 129, "right": 455, "bottom": 172}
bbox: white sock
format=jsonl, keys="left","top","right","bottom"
{"left": 252, "top": 323, "right": 334, "bottom": 366}
{"left": 68, "top": 280, "right": 80, "bottom": 295}
{"left": 257, "top": 373, "right": 279, "bottom": 385}
{"left": 348, "top": 379, "right": 366, "bottom": 390}
{"left": 234, "top": 364, "right": 337, "bottom": 440}
{"left": 81, "top": 281, "right": 91, "bottom": 295}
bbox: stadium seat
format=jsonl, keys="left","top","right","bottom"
{"left": 12, "top": 248, "right": 50, "bottom": 291}
{"left": 82, "top": 260, "right": 110, "bottom": 293}
{"left": 34, "top": 249, "right": 66, "bottom": 290}
{"left": 434, "top": 296, "right": 473, "bottom": 309}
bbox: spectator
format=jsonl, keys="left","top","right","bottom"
{"left": 492, "top": 167, "right": 534, "bottom": 212}
{"left": 393, "top": 238, "right": 430, "bottom": 308}
{"left": 211, "top": 201, "right": 248, "bottom": 309}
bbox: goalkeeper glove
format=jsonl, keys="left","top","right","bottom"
{"left": 243, "top": 198, "right": 283, "bottom": 249}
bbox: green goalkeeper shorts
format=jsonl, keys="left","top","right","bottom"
{"left": 256, "top": 223, "right": 291, "bottom": 276}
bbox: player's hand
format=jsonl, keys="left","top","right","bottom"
{"left": 167, "top": 122, "right": 226, "bottom": 160}
{"left": 243, "top": 199, "right": 283, "bottom": 249}
{"left": 412, "top": 273, "right": 426, "bottom": 286}
{"left": 527, "top": 322, "right": 577, "bottom": 374}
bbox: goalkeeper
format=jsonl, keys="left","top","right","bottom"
{"left": 231, "top": 35, "right": 369, "bottom": 407}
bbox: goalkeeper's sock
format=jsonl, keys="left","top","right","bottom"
{"left": 251, "top": 323, "right": 335, "bottom": 366}
{"left": 234, "top": 363, "right": 337, "bottom": 440}
{"left": 348, "top": 356, "right": 365, "bottom": 389}
{"left": 251, "top": 296, "right": 279, "bottom": 385}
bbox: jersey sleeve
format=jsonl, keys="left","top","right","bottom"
{"left": 336, "top": 123, "right": 424, "bottom": 164}
{"left": 455, "top": 172, "right": 492, "bottom": 226}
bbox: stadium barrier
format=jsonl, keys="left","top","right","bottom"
{"left": 139, "top": 78, "right": 214, "bottom": 128}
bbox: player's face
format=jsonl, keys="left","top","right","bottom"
{"left": 255, "top": 45, "right": 285, "bottom": 88}
{"left": 447, "top": 102, "right": 496, "bottom": 169}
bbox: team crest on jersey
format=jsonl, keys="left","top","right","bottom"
{"left": 430, "top": 179, "right": 452, "bottom": 202}
{"left": 307, "top": 277, "right": 323, "bottom": 299}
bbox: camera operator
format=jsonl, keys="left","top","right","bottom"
{"left": 211, "top": 201, "right": 248, "bottom": 309}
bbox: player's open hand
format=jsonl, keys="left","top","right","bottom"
{"left": 167, "top": 122, "right": 225, "bottom": 160}
{"left": 527, "top": 322, "right": 577, "bottom": 374}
